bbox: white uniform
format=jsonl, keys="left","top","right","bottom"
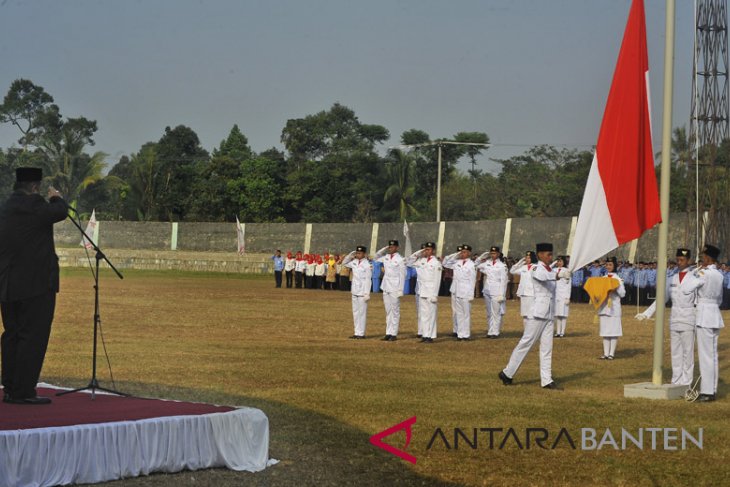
{"left": 640, "top": 269, "right": 696, "bottom": 385}
{"left": 343, "top": 254, "right": 372, "bottom": 337}
{"left": 503, "top": 263, "right": 567, "bottom": 386}
{"left": 510, "top": 261, "right": 535, "bottom": 318}
{"left": 598, "top": 275, "right": 625, "bottom": 336}
{"left": 683, "top": 265, "right": 725, "bottom": 395}
{"left": 284, "top": 258, "right": 296, "bottom": 272}
{"left": 443, "top": 254, "right": 476, "bottom": 339}
{"left": 554, "top": 270, "right": 571, "bottom": 336}
{"left": 375, "top": 249, "right": 407, "bottom": 337}
{"left": 407, "top": 252, "right": 442, "bottom": 339}
{"left": 477, "top": 258, "right": 508, "bottom": 337}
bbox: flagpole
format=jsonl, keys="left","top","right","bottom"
{"left": 651, "top": 0, "right": 676, "bottom": 386}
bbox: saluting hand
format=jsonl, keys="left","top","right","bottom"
{"left": 47, "top": 186, "right": 62, "bottom": 199}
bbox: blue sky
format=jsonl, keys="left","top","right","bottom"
{"left": 0, "top": 0, "right": 696, "bottom": 173}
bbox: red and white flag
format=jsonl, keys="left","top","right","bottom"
{"left": 570, "top": 0, "right": 661, "bottom": 272}
{"left": 236, "top": 216, "right": 245, "bottom": 255}
{"left": 79, "top": 209, "right": 97, "bottom": 250}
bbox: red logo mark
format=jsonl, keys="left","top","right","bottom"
{"left": 369, "top": 416, "right": 417, "bottom": 464}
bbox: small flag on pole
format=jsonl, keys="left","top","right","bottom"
{"left": 236, "top": 216, "right": 246, "bottom": 255}
{"left": 570, "top": 0, "right": 661, "bottom": 271}
{"left": 403, "top": 219, "right": 412, "bottom": 256}
{"left": 80, "top": 209, "right": 97, "bottom": 250}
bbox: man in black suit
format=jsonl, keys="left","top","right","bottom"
{"left": 0, "top": 167, "right": 67, "bottom": 405}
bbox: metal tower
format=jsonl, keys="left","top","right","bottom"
{"left": 689, "top": 0, "right": 730, "bottom": 250}
{"left": 690, "top": 0, "right": 730, "bottom": 151}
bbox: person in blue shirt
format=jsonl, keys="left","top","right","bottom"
{"left": 371, "top": 259, "right": 383, "bottom": 293}
{"left": 619, "top": 262, "right": 635, "bottom": 305}
{"left": 271, "top": 250, "right": 284, "bottom": 288}
{"left": 721, "top": 263, "right": 730, "bottom": 310}
{"left": 647, "top": 263, "right": 658, "bottom": 305}
{"left": 570, "top": 266, "right": 584, "bottom": 303}
{"left": 588, "top": 261, "right": 605, "bottom": 278}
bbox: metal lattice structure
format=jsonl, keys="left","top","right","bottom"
{"left": 689, "top": 0, "right": 730, "bottom": 250}
{"left": 690, "top": 0, "right": 730, "bottom": 152}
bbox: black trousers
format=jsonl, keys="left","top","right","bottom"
{"left": 1, "top": 291, "right": 56, "bottom": 399}
{"left": 295, "top": 271, "right": 303, "bottom": 288}
{"left": 274, "top": 270, "right": 283, "bottom": 288}
{"left": 285, "top": 270, "right": 293, "bottom": 288}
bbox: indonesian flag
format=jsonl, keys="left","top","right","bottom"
{"left": 403, "top": 219, "right": 412, "bottom": 256}
{"left": 570, "top": 0, "right": 661, "bottom": 272}
{"left": 236, "top": 216, "right": 245, "bottom": 255}
{"left": 79, "top": 209, "right": 97, "bottom": 250}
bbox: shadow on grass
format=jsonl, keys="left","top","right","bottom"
{"left": 513, "top": 371, "right": 594, "bottom": 387}
{"left": 45, "top": 377, "right": 463, "bottom": 487}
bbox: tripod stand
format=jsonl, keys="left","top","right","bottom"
{"left": 57, "top": 210, "right": 126, "bottom": 400}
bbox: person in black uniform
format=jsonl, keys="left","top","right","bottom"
{"left": 0, "top": 167, "right": 67, "bottom": 405}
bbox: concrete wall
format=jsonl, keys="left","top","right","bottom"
{"left": 54, "top": 212, "right": 726, "bottom": 272}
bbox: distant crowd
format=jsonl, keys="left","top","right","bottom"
{"left": 270, "top": 250, "right": 730, "bottom": 310}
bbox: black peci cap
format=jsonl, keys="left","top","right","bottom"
{"left": 703, "top": 244, "right": 720, "bottom": 260}
{"left": 424, "top": 242, "right": 436, "bottom": 249}
{"left": 16, "top": 167, "right": 42, "bottom": 182}
{"left": 536, "top": 242, "right": 553, "bottom": 253}
{"left": 356, "top": 245, "right": 367, "bottom": 252}
{"left": 676, "top": 248, "right": 691, "bottom": 258}
{"left": 490, "top": 246, "right": 500, "bottom": 252}
{"left": 388, "top": 240, "right": 399, "bottom": 246}
{"left": 461, "top": 244, "right": 472, "bottom": 251}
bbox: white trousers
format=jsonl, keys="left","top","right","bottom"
{"left": 352, "top": 295, "right": 368, "bottom": 337}
{"left": 415, "top": 293, "right": 421, "bottom": 335}
{"left": 452, "top": 297, "right": 472, "bottom": 338}
{"left": 555, "top": 317, "right": 567, "bottom": 336}
{"left": 503, "top": 318, "right": 554, "bottom": 387}
{"left": 697, "top": 327, "right": 720, "bottom": 395}
{"left": 419, "top": 297, "right": 438, "bottom": 339}
{"left": 670, "top": 329, "right": 695, "bottom": 386}
{"left": 484, "top": 295, "right": 504, "bottom": 336}
{"left": 451, "top": 294, "right": 458, "bottom": 333}
{"left": 383, "top": 292, "right": 401, "bottom": 336}
{"left": 602, "top": 337, "right": 618, "bottom": 357}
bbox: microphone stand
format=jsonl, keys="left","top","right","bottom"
{"left": 56, "top": 207, "right": 127, "bottom": 400}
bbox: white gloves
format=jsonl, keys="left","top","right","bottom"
{"left": 376, "top": 246, "right": 389, "bottom": 256}
{"left": 478, "top": 251, "right": 490, "bottom": 262}
{"left": 634, "top": 313, "right": 647, "bottom": 321}
{"left": 564, "top": 298, "right": 571, "bottom": 305}
{"left": 428, "top": 296, "right": 438, "bottom": 303}
{"left": 496, "top": 296, "right": 505, "bottom": 303}
{"left": 558, "top": 268, "right": 572, "bottom": 280}
{"left": 515, "top": 257, "right": 526, "bottom": 267}
{"left": 363, "top": 294, "right": 371, "bottom": 302}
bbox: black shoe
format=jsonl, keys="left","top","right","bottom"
{"left": 381, "top": 335, "right": 392, "bottom": 341}
{"left": 498, "top": 371, "right": 513, "bottom": 385}
{"left": 697, "top": 394, "right": 716, "bottom": 402}
{"left": 6, "top": 395, "right": 52, "bottom": 405}
{"left": 349, "top": 335, "right": 364, "bottom": 340}
{"left": 388, "top": 335, "right": 397, "bottom": 341}
{"left": 421, "top": 337, "right": 433, "bottom": 343}
{"left": 417, "top": 334, "right": 422, "bottom": 339}
{"left": 542, "top": 382, "right": 560, "bottom": 390}
{"left": 450, "top": 332, "right": 458, "bottom": 337}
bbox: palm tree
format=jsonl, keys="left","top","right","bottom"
{"left": 384, "top": 149, "right": 418, "bottom": 221}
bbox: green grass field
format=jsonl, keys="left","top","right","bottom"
{"left": 43, "top": 268, "right": 730, "bottom": 486}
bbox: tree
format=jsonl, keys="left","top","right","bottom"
{"left": 230, "top": 156, "right": 287, "bottom": 222}
{"left": 155, "top": 125, "right": 209, "bottom": 221}
{"left": 0, "top": 79, "right": 58, "bottom": 152}
{"left": 382, "top": 149, "right": 418, "bottom": 221}
{"left": 280, "top": 103, "right": 389, "bottom": 222}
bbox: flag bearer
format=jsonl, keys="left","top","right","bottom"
{"left": 407, "top": 242, "right": 442, "bottom": 343}
{"left": 375, "top": 240, "right": 407, "bottom": 341}
{"left": 476, "top": 246, "right": 509, "bottom": 338}
{"left": 343, "top": 246, "right": 372, "bottom": 339}
{"left": 443, "top": 244, "right": 476, "bottom": 340}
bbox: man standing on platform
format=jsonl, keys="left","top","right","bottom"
{"left": 498, "top": 242, "right": 571, "bottom": 390}
{"left": 407, "top": 242, "right": 442, "bottom": 343}
{"left": 343, "top": 246, "right": 372, "bottom": 339}
{"left": 683, "top": 244, "right": 725, "bottom": 402}
{"left": 375, "top": 240, "right": 406, "bottom": 341}
{"left": 271, "top": 250, "right": 284, "bottom": 288}
{"left": 0, "top": 168, "right": 68, "bottom": 405}
{"left": 443, "top": 244, "right": 476, "bottom": 340}
{"left": 476, "top": 246, "right": 508, "bottom": 338}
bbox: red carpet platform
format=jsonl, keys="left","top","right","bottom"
{"left": 0, "top": 384, "right": 276, "bottom": 487}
